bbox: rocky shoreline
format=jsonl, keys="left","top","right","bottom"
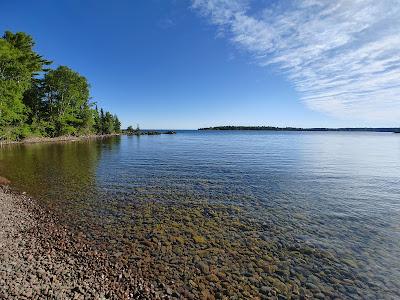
{"left": 0, "top": 186, "right": 172, "bottom": 299}
{"left": 0, "top": 134, "right": 121, "bottom": 146}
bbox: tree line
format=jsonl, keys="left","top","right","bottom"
{"left": 0, "top": 31, "right": 121, "bottom": 141}
{"left": 198, "top": 126, "right": 400, "bottom": 132}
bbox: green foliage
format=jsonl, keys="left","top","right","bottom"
{"left": 113, "top": 114, "right": 121, "bottom": 133}
{"left": 99, "top": 108, "right": 105, "bottom": 134}
{"left": 93, "top": 106, "right": 101, "bottom": 134}
{"left": 0, "top": 31, "right": 52, "bottom": 140}
{"left": 0, "top": 31, "right": 121, "bottom": 141}
{"left": 126, "top": 125, "right": 134, "bottom": 134}
{"left": 2, "top": 31, "right": 51, "bottom": 75}
{"left": 95, "top": 108, "right": 120, "bottom": 135}
{"left": 103, "top": 112, "right": 114, "bottom": 134}
{"left": 42, "top": 66, "right": 91, "bottom": 136}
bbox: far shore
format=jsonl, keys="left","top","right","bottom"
{"left": 198, "top": 126, "right": 400, "bottom": 133}
{"left": 0, "top": 133, "right": 120, "bottom": 146}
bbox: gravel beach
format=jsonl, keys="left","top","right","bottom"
{"left": 0, "top": 134, "right": 120, "bottom": 146}
{"left": 0, "top": 186, "right": 170, "bottom": 299}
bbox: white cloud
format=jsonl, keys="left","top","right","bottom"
{"left": 192, "top": 0, "right": 400, "bottom": 122}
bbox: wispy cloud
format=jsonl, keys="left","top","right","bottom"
{"left": 192, "top": 0, "right": 400, "bottom": 122}
{"left": 158, "top": 17, "right": 176, "bottom": 29}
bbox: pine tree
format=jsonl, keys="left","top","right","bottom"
{"left": 103, "top": 112, "right": 114, "bottom": 134}
{"left": 100, "top": 108, "right": 105, "bottom": 134}
{"left": 0, "top": 31, "right": 122, "bottom": 141}
{"left": 0, "top": 31, "right": 50, "bottom": 140}
{"left": 92, "top": 106, "right": 99, "bottom": 134}
{"left": 113, "top": 114, "right": 121, "bottom": 133}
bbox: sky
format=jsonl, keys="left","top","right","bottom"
{"left": 1, "top": 0, "right": 399, "bottom": 129}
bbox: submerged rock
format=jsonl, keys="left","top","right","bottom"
{"left": 197, "top": 262, "right": 210, "bottom": 275}
{"left": 192, "top": 235, "right": 206, "bottom": 244}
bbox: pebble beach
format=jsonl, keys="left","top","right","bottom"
{"left": 0, "top": 186, "right": 170, "bottom": 299}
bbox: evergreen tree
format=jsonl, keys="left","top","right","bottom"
{"left": 113, "top": 114, "right": 121, "bottom": 133}
{"left": 100, "top": 108, "right": 105, "bottom": 134}
{"left": 0, "top": 31, "right": 121, "bottom": 141}
{"left": 93, "top": 106, "right": 101, "bottom": 134}
{"left": 103, "top": 112, "right": 114, "bottom": 134}
{"left": 126, "top": 125, "right": 134, "bottom": 134}
{"left": 78, "top": 102, "right": 95, "bottom": 135}
{"left": 23, "top": 79, "right": 50, "bottom": 136}
{"left": 0, "top": 31, "right": 50, "bottom": 140}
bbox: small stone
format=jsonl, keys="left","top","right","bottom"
{"left": 260, "top": 286, "right": 271, "bottom": 295}
{"left": 189, "top": 280, "right": 197, "bottom": 287}
{"left": 193, "top": 235, "right": 206, "bottom": 244}
{"left": 23, "top": 288, "right": 33, "bottom": 298}
{"left": 267, "top": 276, "right": 288, "bottom": 293}
{"left": 306, "top": 282, "right": 320, "bottom": 291}
{"left": 207, "top": 274, "right": 219, "bottom": 282}
{"left": 197, "top": 262, "right": 210, "bottom": 274}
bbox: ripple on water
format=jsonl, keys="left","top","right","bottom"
{"left": 0, "top": 132, "right": 399, "bottom": 298}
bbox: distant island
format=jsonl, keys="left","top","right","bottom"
{"left": 199, "top": 126, "right": 400, "bottom": 133}
{"left": 122, "top": 126, "right": 176, "bottom": 136}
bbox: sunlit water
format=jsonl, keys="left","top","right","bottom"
{"left": 1, "top": 131, "right": 399, "bottom": 298}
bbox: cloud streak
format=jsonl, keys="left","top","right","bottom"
{"left": 192, "top": 0, "right": 400, "bottom": 122}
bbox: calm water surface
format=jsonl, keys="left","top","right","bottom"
{"left": 1, "top": 131, "right": 399, "bottom": 298}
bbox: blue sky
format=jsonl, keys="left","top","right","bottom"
{"left": 1, "top": 0, "right": 399, "bottom": 129}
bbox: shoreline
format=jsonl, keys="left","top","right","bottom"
{"left": 198, "top": 126, "right": 400, "bottom": 133}
{"left": 0, "top": 185, "right": 170, "bottom": 299}
{"left": 0, "top": 134, "right": 121, "bottom": 146}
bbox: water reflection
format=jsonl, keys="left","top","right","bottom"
{"left": 0, "top": 137, "right": 120, "bottom": 221}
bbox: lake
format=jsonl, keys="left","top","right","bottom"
{"left": 1, "top": 131, "right": 399, "bottom": 298}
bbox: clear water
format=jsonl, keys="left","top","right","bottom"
{"left": 1, "top": 131, "right": 399, "bottom": 298}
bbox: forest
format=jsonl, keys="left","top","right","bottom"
{"left": 0, "top": 31, "right": 120, "bottom": 141}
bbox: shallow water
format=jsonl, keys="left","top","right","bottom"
{"left": 1, "top": 131, "right": 399, "bottom": 298}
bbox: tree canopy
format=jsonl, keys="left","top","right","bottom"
{"left": 0, "top": 31, "right": 120, "bottom": 141}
